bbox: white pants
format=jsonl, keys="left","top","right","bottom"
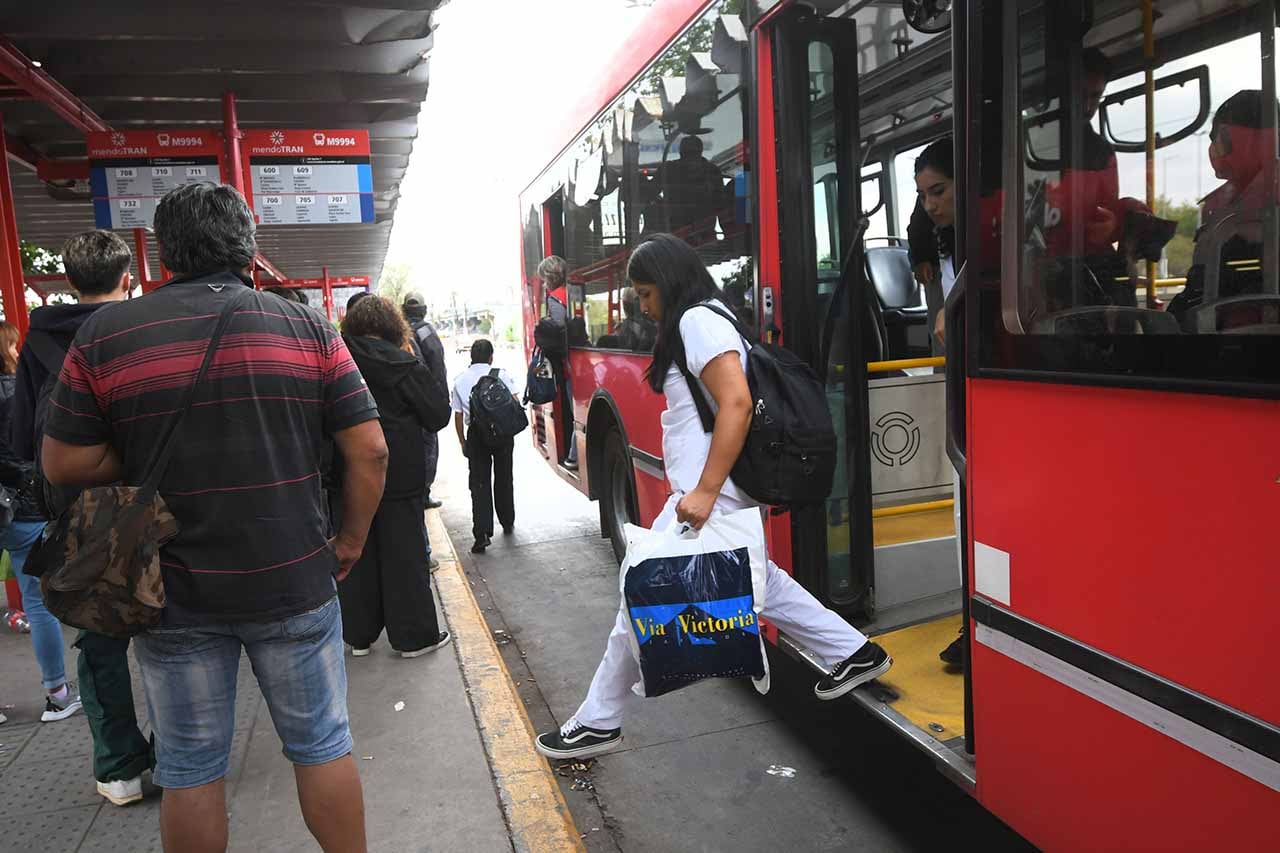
{"left": 573, "top": 499, "right": 868, "bottom": 730}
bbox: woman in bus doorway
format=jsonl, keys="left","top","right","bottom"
{"left": 915, "top": 137, "right": 957, "bottom": 347}
{"left": 534, "top": 234, "right": 892, "bottom": 760}
{"left": 914, "top": 138, "right": 967, "bottom": 670}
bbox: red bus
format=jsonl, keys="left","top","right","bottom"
{"left": 518, "top": 1, "right": 1279, "bottom": 849}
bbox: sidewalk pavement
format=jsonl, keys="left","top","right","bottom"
{"left": 0, "top": 512, "right": 581, "bottom": 853}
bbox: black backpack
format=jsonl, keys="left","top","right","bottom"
{"left": 469, "top": 368, "right": 528, "bottom": 447}
{"left": 676, "top": 304, "right": 836, "bottom": 507}
{"left": 23, "top": 334, "right": 78, "bottom": 519}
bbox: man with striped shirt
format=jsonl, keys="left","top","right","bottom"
{"left": 43, "top": 183, "right": 387, "bottom": 853}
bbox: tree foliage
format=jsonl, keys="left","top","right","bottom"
{"left": 376, "top": 261, "right": 414, "bottom": 308}
{"left": 20, "top": 240, "right": 62, "bottom": 275}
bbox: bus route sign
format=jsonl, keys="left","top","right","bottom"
{"left": 242, "top": 130, "right": 375, "bottom": 226}
{"left": 87, "top": 130, "right": 225, "bottom": 229}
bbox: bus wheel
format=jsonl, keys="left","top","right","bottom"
{"left": 601, "top": 429, "right": 637, "bottom": 563}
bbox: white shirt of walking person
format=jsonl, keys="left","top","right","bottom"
{"left": 450, "top": 362, "right": 521, "bottom": 426}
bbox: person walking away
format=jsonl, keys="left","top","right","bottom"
{"left": 0, "top": 321, "right": 82, "bottom": 724}
{"left": 338, "top": 295, "right": 451, "bottom": 657}
{"left": 535, "top": 256, "right": 578, "bottom": 469}
{"left": 401, "top": 293, "right": 446, "bottom": 511}
{"left": 13, "top": 230, "right": 150, "bottom": 804}
{"left": 451, "top": 339, "right": 520, "bottom": 554}
{"left": 535, "top": 234, "right": 891, "bottom": 760}
{"left": 42, "top": 182, "right": 387, "bottom": 853}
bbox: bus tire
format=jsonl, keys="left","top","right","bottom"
{"left": 601, "top": 429, "right": 637, "bottom": 563}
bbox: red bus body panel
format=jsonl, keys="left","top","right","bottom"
{"left": 968, "top": 378, "right": 1280, "bottom": 848}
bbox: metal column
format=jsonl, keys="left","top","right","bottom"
{"left": 0, "top": 114, "right": 28, "bottom": 335}
{"left": 322, "top": 265, "right": 333, "bottom": 322}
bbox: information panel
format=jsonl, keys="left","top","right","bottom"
{"left": 243, "top": 130, "right": 375, "bottom": 226}
{"left": 87, "top": 131, "right": 225, "bottom": 229}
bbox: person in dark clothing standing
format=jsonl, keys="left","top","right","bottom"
{"left": 12, "top": 230, "right": 150, "bottom": 805}
{"left": 0, "top": 318, "right": 83, "bottom": 730}
{"left": 338, "top": 295, "right": 452, "bottom": 657}
{"left": 451, "top": 339, "right": 520, "bottom": 554}
{"left": 401, "top": 292, "right": 446, "bottom": 512}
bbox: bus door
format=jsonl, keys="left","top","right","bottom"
{"left": 771, "top": 4, "right": 971, "bottom": 762}
{"left": 961, "top": 0, "right": 1280, "bottom": 847}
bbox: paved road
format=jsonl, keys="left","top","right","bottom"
{"left": 436, "top": 344, "right": 1035, "bottom": 853}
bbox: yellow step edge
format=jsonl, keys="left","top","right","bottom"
{"left": 427, "top": 509, "right": 586, "bottom": 853}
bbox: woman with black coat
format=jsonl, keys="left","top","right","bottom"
{"left": 337, "top": 296, "right": 453, "bottom": 657}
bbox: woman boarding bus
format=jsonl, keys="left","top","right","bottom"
{"left": 534, "top": 234, "right": 891, "bottom": 760}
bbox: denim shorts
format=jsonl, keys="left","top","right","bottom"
{"left": 133, "top": 596, "right": 352, "bottom": 789}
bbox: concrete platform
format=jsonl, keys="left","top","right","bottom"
{"left": 0, "top": 501, "right": 575, "bottom": 852}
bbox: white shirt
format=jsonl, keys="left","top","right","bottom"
{"left": 940, "top": 256, "right": 957, "bottom": 300}
{"left": 451, "top": 362, "right": 520, "bottom": 425}
{"left": 661, "top": 301, "right": 753, "bottom": 508}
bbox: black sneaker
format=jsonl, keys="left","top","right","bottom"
{"left": 534, "top": 720, "right": 623, "bottom": 760}
{"left": 814, "top": 642, "right": 892, "bottom": 700}
{"left": 502, "top": 525, "right": 514, "bottom": 536}
{"left": 425, "top": 498, "right": 443, "bottom": 510}
{"left": 401, "top": 631, "right": 451, "bottom": 658}
{"left": 939, "top": 628, "right": 966, "bottom": 668}
{"left": 471, "top": 535, "right": 491, "bottom": 554}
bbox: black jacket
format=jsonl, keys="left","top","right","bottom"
{"left": 343, "top": 335, "right": 450, "bottom": 500}
{"left": 3, "top": 302, "right": 115, "bottom": 520}
{"left": 12, "top": 303, "right": 112, "bottom": 461}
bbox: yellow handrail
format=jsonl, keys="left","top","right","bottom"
{"left": 872, "top": 499, "right": 954, "bottom": 519}
{"left": 866, "top": 356, "right": 946, "bottom": 373}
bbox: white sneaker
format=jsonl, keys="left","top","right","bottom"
{"left": 351, "top": 646, "right": 371, "bottom": 657}
{"left": 41, "top": 684, "right": 83, "bottom": 722}
{"left": 0, "top": 710, "right": 7, "bottom": 725}
{"left": 97, "top": 776, "right": 143, "bottom": 806}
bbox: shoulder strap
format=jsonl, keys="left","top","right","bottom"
{"left": 488, "top": 368, "right": 500, "bottom": 378}
{"left": 138, "top": 288, "right": 250, "bottom": 498}
{"left": 673, "top": 301, "right": 751, "bottom": 435}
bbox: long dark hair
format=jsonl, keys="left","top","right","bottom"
{"left": 627, "top": 234, "right": 725, "bottom": 392}
{"left": 914, "top": 136, "right": 955, "bottom": 258}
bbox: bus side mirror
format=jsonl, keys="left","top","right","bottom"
{"left": 902, "top": 0, "right": 951, "bottom": 34}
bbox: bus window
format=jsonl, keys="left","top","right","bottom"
{"left": 811, "top": 41, "right": 841, "bottom": 279}
{"left": 980, "top": 0, "right": 1280, "bottom": 389}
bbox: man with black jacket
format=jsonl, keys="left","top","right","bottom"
{"left": 12, "top": 229, "right": 148, "bottom": 806}
{"left": 401, "top": 293, "right": 446, "bottom": 510}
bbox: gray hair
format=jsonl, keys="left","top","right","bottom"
{"left": 621, "top": 286, "right": 640, "bottom": 318}
{"left": 536, "top": 255, "right": 568, "bottom": 287}
{"left": 154, "top": 183, "right": 256, "bottom": 276}
{"left": 61, "top": 230, "right": 132, "bottom": 296}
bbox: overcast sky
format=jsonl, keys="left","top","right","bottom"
{"left": 385, "top": 0, "right": 646, "bottom": 309}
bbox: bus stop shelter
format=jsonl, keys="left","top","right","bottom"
{"left": 0, "top": 0, "right": 444, "bottom": 328}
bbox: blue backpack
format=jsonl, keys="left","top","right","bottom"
{"left": 523, "top": 347, "right": 557, "bottom": 406}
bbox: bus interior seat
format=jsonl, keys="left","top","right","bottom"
{"left": 864, "top": 246, "right": 928, "bottom": 357}
{"left": 1030, "top": 306, "right": 1182, "bottom": 335}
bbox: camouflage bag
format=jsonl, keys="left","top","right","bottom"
{"left": 29, "top": 291, "right": 246, "bottom": 638}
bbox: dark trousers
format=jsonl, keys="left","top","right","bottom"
{"left": 75, "top": 630, "right": 152, "bottom": 783}
{"left": 466, "top": 429, "right": 514, "bottom": 539}
{"left": 423, "top": 429, "right": 439, "bottom": 500}
{"left": 337, "top": 496, "right": 441, "bottom": 652}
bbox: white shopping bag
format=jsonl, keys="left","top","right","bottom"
{"left": 618, "top": 507, "right": 771, "bottom": 698}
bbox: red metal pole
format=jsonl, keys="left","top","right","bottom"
{"left": 132, "top": 227, "right": 155, "bottom": 293}
{"left": 322, "top": 266, "right": 333, "bottom": 322}
{"left": 221, "top": 91, "right": 245, "bottom": 195}
{"left": 0, "top": 114, "right": 29, "bottom": 336}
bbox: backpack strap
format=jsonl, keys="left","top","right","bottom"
{"left": 673, "top": 301, "right": 752, "bottom": 435}
{"left": 138, "top": 288, "right": 250, "bottom": 499}
{"left": 488, "top": 368, "right": 500, "bottom": 379}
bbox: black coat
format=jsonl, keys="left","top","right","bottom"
{"left": 343, "top": 335, "right": 450, "bottom": 500}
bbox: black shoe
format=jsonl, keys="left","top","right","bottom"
{"left": 534, "top": 720, "right": 623, "bottom": 760}
{"left": 471, "top": 536, "right": 491, "bottom": 554}
{"left": 401, "top": 631, "right": 451, "bottom": 658}
{"left": 814, "top": 641, "right": 892, "bottom": 700}
{"left": 940, "top": 628, "right": 966, "bottom": 668}
{"left": 425, "top": 498, "right": 443, "bottom": 510}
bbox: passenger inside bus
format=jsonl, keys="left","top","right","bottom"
{"left": 1168, "top": 89, "right": 1279, "bottom": 330}
{"left": 651, "top": 135, "right": 732, "bottom": 235}
{"left": 614, "top": 286, "right": 656, "bottom": 351}
{"left": 912, "top": 138, "right": 956, "bottom": 347}
{"left": 536, "top": 255, "right": 579, "bottom": 469}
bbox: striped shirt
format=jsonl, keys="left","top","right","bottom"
{"left": 45, "top": 274, "right": 378, "bottom": 625}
